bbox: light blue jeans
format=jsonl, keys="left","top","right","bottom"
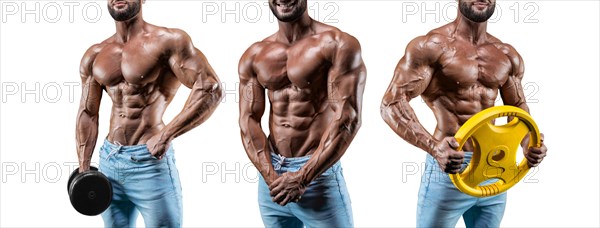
{"left": 98, "top": 139, "right": 183, "bottom": 228}
{"left": 258, "top": 153, "right": 353, "bottom": 228}
{"left": 417, "top": 152, "right": 507, "bottom": 228}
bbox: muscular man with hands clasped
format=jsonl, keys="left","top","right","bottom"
{"left": 238, "top": 0, "right": 366, "bottom": 227}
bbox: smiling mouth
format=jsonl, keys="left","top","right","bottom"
{"left": 113, "top": 1, "right": 127, "bottom": 7}
{"left": 472, "top": 1, "right": 489, "bottom": 10}
{"left": 474, "top": 2, "right": 488, "bottom": 6}
{"left": 275, "top": 0, "right": 296, "bottom": 8}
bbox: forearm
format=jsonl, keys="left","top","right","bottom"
{"left": 161, "top": 82, "right": 222, "bottom": 141}
{"left": 503, "top": 92, "right": 531, "bottom": 147}
{"left": 381, "top": 97, "right": 438, "bottom": 155}
{"left": 298, "top": 105, "right": 361, "bottom": 186}
{"left": 239, "top": 118, "right": 277, "bottom": 184}
{"left": 508, "top": 103, "right": 534, "bottom": 148}
{"left": 75, "top": 110, "right": 99, "bottom": 169}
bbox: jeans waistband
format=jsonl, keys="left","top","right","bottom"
{"left": 102, "top": 139, "right": 150, "bottom": 153}
{"left": 270, "top": 152, "right": 311, "bottom": 165}
{"left": 427, "top": 151, "right": 473, "bottom": 163}
{"left": 101, "top": 139, "right": 175, "bottom": 160}
{"left": 270, "top": 152, "right": 341, "bottom": 173}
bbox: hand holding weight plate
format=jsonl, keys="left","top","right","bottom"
{"left": 449, "top": 105, "right": 542, "bottom": 197}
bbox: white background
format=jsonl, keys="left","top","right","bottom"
{"left": 1, "top": 0, "right": 599, "bottom": 227}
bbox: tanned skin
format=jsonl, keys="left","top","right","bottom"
{"left": 381, "top": 0, "right": 547, "bottom": 174}
{"left": 239, "top": 0, "right": 366, "bottom": 206}
{"left": 76, "top": 0, "right": 223, "bottom": 172}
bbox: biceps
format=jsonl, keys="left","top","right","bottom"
{"left": 327, "top": 76, "right": 363, "bottom": 136}
{"left": 79, "top": 76, "right": 102, "bottom": 115}
{"left": 239, "top": 79, "right": 265, "bottom": 121}
{"left": 170, "top": 48, "right": 217, "bottom": 89}
{"left": 501, "top": 75, "right": 526, "bottom": 106}
{"left": 328, "top": 66, "right": 365, "bottom": 117}
{"left": 383, "top": 64, "right": 432, "bottom": 106}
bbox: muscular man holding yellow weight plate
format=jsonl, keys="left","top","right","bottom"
{"left": 380, "top": 0, "right": 548, "bottom": 227}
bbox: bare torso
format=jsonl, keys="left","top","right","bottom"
{"left": 381, "top": 3, "right": 546, "bottom": 174}
{"left": 85, "top": 24, "right": 181, "bottom": 145}
{"left": 422, "top": 24, "right": 518, "bottom": 144}
{"left": 239, "top": 12, "right": 365, "bottom": 189}
{"left": 77, "top": 3, "right": 221, "bottom": 172}
{"left": 250, "top": 24, "right": 342, "bottom": 157}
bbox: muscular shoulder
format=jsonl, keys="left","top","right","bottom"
{"left": 238, "top": 42, "right": 266, "bottom": 80}
{"left": 79, "top": 43, "right": 105, "bottom": 77}
{"left": 403, "top": 32, "right": 447, "bottom": 64}
{"left": 330, "top": 28, "right": 360, "bottom": 49}
{"left": 162, "top": 27, "right": 192, "bottom": 42}
{"left": 493, "top": 41, "right": 521, "bottom": 60}
{"left": 492, "top": 41, "right": 524, "bottom": 76}
{"left": 142, "top": 25, "right": 195, "bottom": 53}
{"left": 240, "top": 32, "right": 279, "bottom": 59}
{"left": 314, "top": 25, "right": 362, "bottom": 62}
{"left": 238, "top": 30, "right": 289, "bottom": 79}
{"left": 164, "top": 27, "right": 195, "bottom": 51}
{"left": 486, "top": 34, "right": 520, "bottom": 58}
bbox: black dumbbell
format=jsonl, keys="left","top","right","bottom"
{"left": 67, "top": 166, "right": 112, "bottom": 216}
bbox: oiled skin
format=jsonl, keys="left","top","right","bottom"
{"left": 239, "top": 0, "right": 366, "bottom": 206}
{"left": 381, "top": 0, "right": 547, "bottom": 174}
{"left": 76, "top": 0, "right": 222, "bottom": 172}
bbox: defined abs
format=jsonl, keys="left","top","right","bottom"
{"left": 107, "top": 83, "right": 166, "bottom": 144}
{"left": 269, "top": 88, "right": 326, "bottom": 130}
{"left": 268, "top": 95, "right": 329, "bottom": 157}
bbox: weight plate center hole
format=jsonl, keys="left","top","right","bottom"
{"left": 492, "top": 149, "right": 506, "bottom": 161}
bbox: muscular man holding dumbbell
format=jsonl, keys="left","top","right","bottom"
{"left": 75, "top": 0, "right": 222, "bottom": 226}
{"left": 380, "top": 0, "right": 548, "bottom": 227}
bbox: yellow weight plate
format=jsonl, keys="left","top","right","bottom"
{"left": 449, "top": 105, "right": 541, "bottom": 197}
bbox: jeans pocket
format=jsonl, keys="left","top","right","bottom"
{"left": 130, "top": 146, "right": 159, "bottom": 163}
{"left": 314, "top": 167, "right": 336, "bottom": 182}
